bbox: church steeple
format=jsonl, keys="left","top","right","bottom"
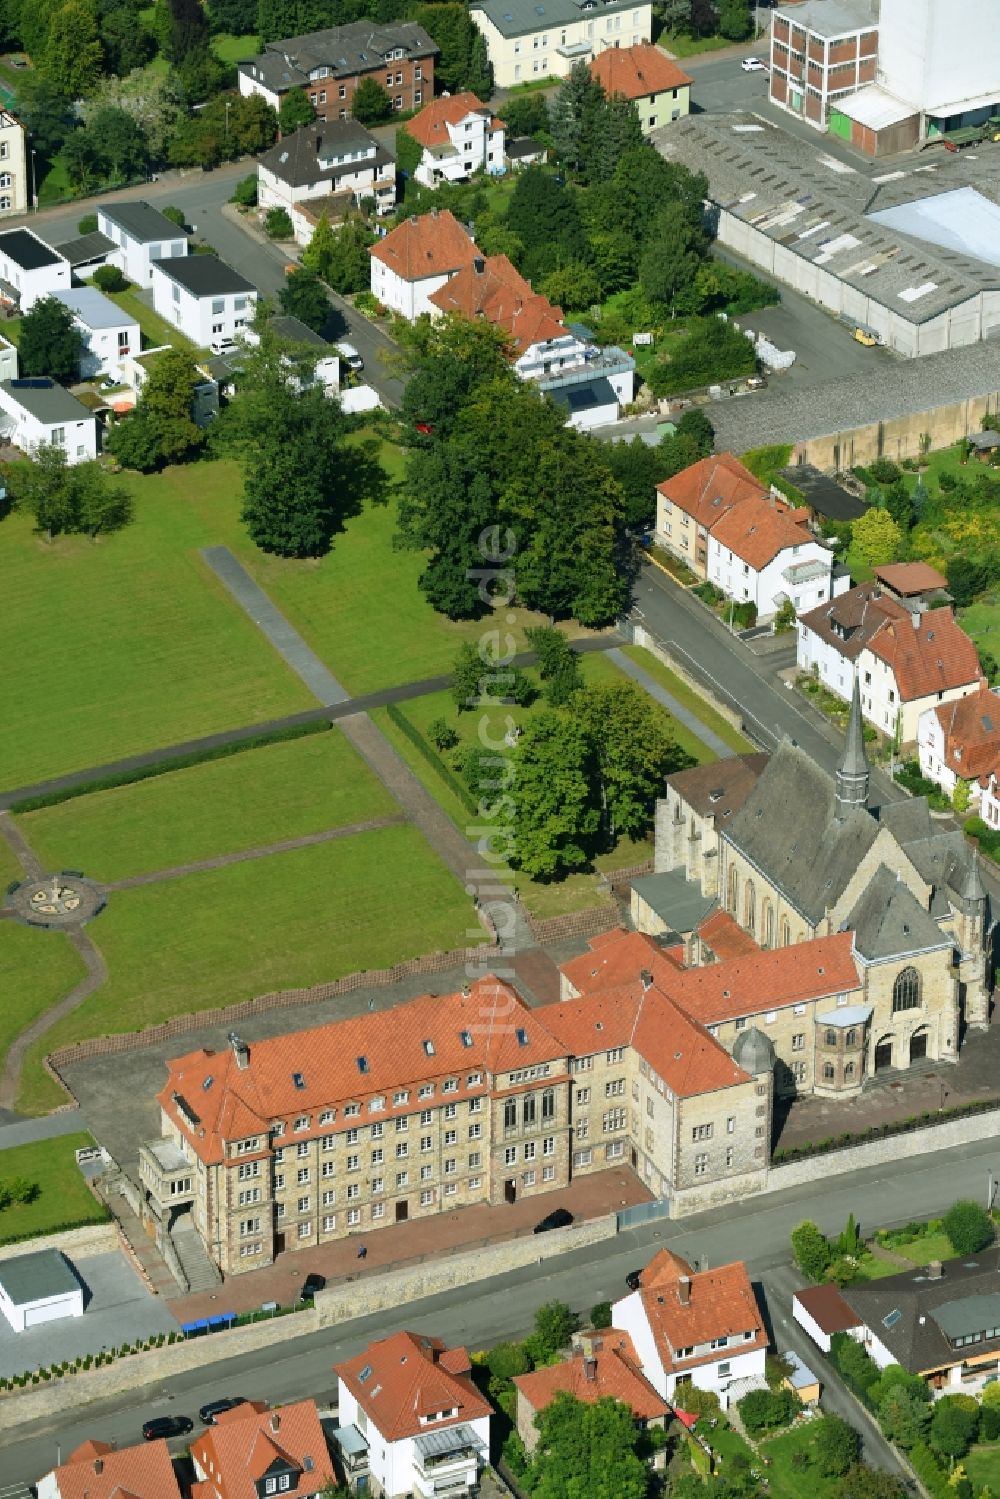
{"left": 836, "top": 676, "right": 870, "bottom": 815}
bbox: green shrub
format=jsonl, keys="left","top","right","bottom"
{"left": 868, "top": 458, "right": 902, "bottom": 484}
{"left": 78, "top": 213, "right": 98, "bottom": 234}
{"left": 590, "top": 1301, "right": 613, "bottom": 1329}
{"left": 92, "top": 264, "right": 129, "bottom": 293}
{"left": 943, "top": 1199, "right": 994, "bottom": 1255}
{"left": 909, "top": 1440, "right": 951, "bottom": 1498}
{"left": 264, "top": 207, "right": 294, "bottom": 239}
{"left": 738, "top": 1386, "right": 800, "bottom": 1435}
{"left": 231, "top": 174, "right": 258, "bottom": 207}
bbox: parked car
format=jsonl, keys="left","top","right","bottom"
{"left": 298, "top": 1272, "right": 326, "bottom": 1302}
{"left": 852, "top": 325, "right": 883, "bottom": 347}
{"left": 742, "top": 56, "right": 768, "bottom": 72}
{"left": 625, "top": 1269, "right": 643, "bottom": 1291}
{"left": 533, "top": 1207, "right": 574, "bottom": 1234}
{"left": 198, "top": 1396, "right": 248, "bottom": 1424}
{"left": 142, "top": 1415, "right": 194, "bottom": 1441}
{"left": 335, "top": 341, "right": 364, "bottom": 373}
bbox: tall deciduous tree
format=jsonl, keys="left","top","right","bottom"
{"left": 507, "top": 166, "right": 588, "bottom": 280}
{"left": 302, "top": 213, "right": 373, "bottom": 294}
{"left": 82, "top": 69, "right": 184, "bottom": 161}
{"left": 573, "top": 681, "right": 685, "bottom": 839}
{"left": 528, "top": 1393, "right": 649, "bottom": 1499}
{"left": 640, "top": 199, "right": 709, "bottom": 313}
{"left": 510, "top": 710, "right": 599, "bottom": 879}
{"left": 279, "top": 268, "right": 331, "bottom": 333}
{"left": 351, "top": 77, "right": 392, "bottom": 125}
{"left": 109, "top": 348, "right": 204, "bottom": 469}
{"left": 42, "top": 1, "right": 104, "bottom": 98}
{"left": 278, "top": 87, "right": 315, "bottom": 133}
{"left": 814, "top": 1416, "right": 861, "bottom": 1477}
{"left": 89, "top": 106, "right": 150, "bottom": 181}
{"left": 4, "top": 446, "right": 132, "bottom": 539}
{"left": 851, "top": 506, "right": 902, "bottom": 568}
{"left": 18, "top": 296, "right": 82, "bottom": 383}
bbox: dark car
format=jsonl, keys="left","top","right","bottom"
{"left": 198, "top": 1396, "right": 248, "bottom": 1424}
{"left": 298, "top": 1272, "right": 326, "bottom": 1301}
{"left": 142, "top": 1414, "right": 194, "bottom": 1441}
{"left": 533, "top": 1207, "right": 574, "bottom": 1235}
{"left": 626, "top": 1269, "right": 643, "bottom": 1291}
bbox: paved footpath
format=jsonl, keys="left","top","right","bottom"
{"left": 0, "top": 1109, "right": 84, "bottom": 1148}
{"left": 0, "top": 927, "right": 108, "bottom": 1111}
{"left": 608, "top": 646, "right": 734, "bottom": 759}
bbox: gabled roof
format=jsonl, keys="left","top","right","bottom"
{"left": 798, "top": 582, "right": 907, "bottom": 662}
{"left": 666, "top": 752, "right": 770, "bottom": 820}
{"left": 874, "top": 562, "right": 947, "bottom": 597}
{"left": 673, "top": 932, "right": 860, "bottom": 1025}
{"left": 589, "top": 44, "right": 691, "bottom": 100}
{"left": 865, "top": 608, "right": 981, "bottom": 703}
{"left": 406, "top": 92, "right": 503, "bottom": 148}
{"left": 656, "top": 453, "right": 767, "bottom": 531}
{"left": 243, "top": 20, "right": 437, "bottom": 89}
{"left": 696, "top": 909, "right": 760, "bottom": 962}
{"left": 706, "top": 488, "right": 813, "bottom": 571}
{"left": 930, "top": 681, "right": 1000, "bottom": 780}
{"left": 513, "top": 1330, "right": 669, "bottom": 1422}
{"left": 47, "top": 1438, "right": 182, "bottom": 1499}
{"left": 793, "top": 1282, "right": 860, "bottom": 1336}
{"left": 257, "top": 119, "right": 389, "bottom": 189}
{"left": 616, "top": 1250, "right": 767, "bottom": 1376}
{"left": 369, "top": 208, "right": 478, "bottom": 281}
{"left": 335, "top": 1331, "right": 492, "bottom": 1442}
{"left": 191, "top": 1400, "right": 335, "bottom": 1499}
{"left": 846, "top": 865, "right": 952, "bottom": 961}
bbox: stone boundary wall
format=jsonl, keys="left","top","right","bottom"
{"left": 0, "top": 1221, "right": 119, "bottom": 1264}
{"left": 599, "top": 860, "right": 654, "bottom": 888}
{"left": 526, "top": 903, "right": 622, "bottom": 946}
{"left": 630, "top": 625, "right": 747, "bottom": 734}
{"left": 764, "top": 1107, "right": 1000, "bottom": 1193}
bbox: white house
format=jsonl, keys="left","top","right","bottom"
{"left": 611, "top": 1248, "right": 767, "bottom": 1411}
{"left": 705, "top": 489, "right": 839, "bottom": 622}
{"left": 917, "top": 682, "right": 1000, "bottom": 804}
{"left": 96, "top": 201, "right": 187, "bottom": 288}
{"left": 0, "top": 1249, "right": 84, "bottom": 1332}
{"left": 0, "top": 228, "right": 69, "bottom": 311}
{"left": 150, "top": 256, "right": 257, "bottom": 351}
{"left": 54, "top": 288, "right": 139, "bottom": 381}
{"left": 369, "top": 208, "right": 478, "bottom": 319}
{"left": 257, "top": 118, "right": 396, "bottom": 217}
{"left": 0, "top": 378, "right": 99, "bottom": 463}
{"left": 334, "top": 1331, "right": 492, "bottom": 1499}
{"left": 0, "top": 110, "right": 28, "bottom": 216}
{"left": 470, "top": 0, "right": 653, "bottom": 89}
{"left": 37, "top": 1438, "right": 182, "bottom": 1499}
{"left": 406, "top": 92, "right": 505, "bottom": 187}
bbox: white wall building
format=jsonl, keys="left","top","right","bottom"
{"left": 470, "top": 0, "right": 652, "bottom": 89}
{"left": 55, "top": 288, "right": 139, "bottom": 381}
{"left": 878, "top": 0, "right": 1000, "bottom": 126}
{"left": 96, "top": 201, "right": 188, "bottom": 288}
{"left": 703, "top": 492, "right": 838, "bottom": 622}
{"left": 369, "top": 208, "right": 478, "bottom": 320}
{"left": 0, "top": 111, "right": 28, "bottom": 216}
{"left": 151, "top": 256, "right": 257, "bottom": 351}
{"left": 0, "top": 228, "right": 69, "bottom": 311}
{"left": 407, "top": 93, "right": 505, "bottom": 187}
{"left": 257, "top": 119, "right": 396, "bottom": 217}
{"left": 916, "top": 683, "right": 1000, "bottom": 804}
{"left": 0, "top": 1249, "right": 84, "bottom": 1332}
{"left": 0, "top": 378, "right": 99, "bottom": 464}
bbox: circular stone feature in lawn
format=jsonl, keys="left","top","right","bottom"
{"left": 6, "top": 872, "right": 103, "bottom": 928}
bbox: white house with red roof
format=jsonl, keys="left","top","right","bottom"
{"left": 190, "top": 1400, "right": 335, "bottom": 1499}
{"left": 513, "top": 1327, "right": 670, "bottom": 1455}
{"left": 589, "top": 44, "right": 691, "bottom": 134}
{"left": 38, "top": 1437, "right": 183, "bottom": 1499}
{"left": 918, "top": 681, "right": 1000, "bottom": 805}
{"left": 334, "top": 1331, "right": 492, "bottom": 1498}
{"left": 705, "top": 486, "right": 837, "bottom": 622}
{"left": 369, "top": 207, "right": 478, "bottom": 318}
{"left": 611, "top": 1247, "right": 767, "bottom": 1410}
{"left": 405, "top": 92, "right": 505, "bottom": 187}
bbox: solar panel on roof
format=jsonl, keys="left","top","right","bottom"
{"left": 882, "top": 1308, "right": 902, "bottom": 1329}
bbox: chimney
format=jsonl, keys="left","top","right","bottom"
{"left": 928, "top": 1259, "right": 943, "bottom": 1280}
{"left": 271, "top": 1411, "right": 281, "bottom": 1432}
{"left": 473, "top": 255, "right": 485, "bottom": 275}
{"left": 431, "top": 207, "right": 438, "bottom": 218}
{"left": 583, "top": 1356, "right": 597, "bottom": 1383}
{"left": 229, "top": 1030, "right": 249, "bottom": 1069}
{"left": 911, "top": 610, "right": 921, "bottom": 630}
{"left": 640, "top": 969, "right": 653, "bottom": 991}
{"left": 95, "top": 1459, "right": 104, "bottom": 1475}
{"left": 678, "top": 1275, "right": 691, "bottom": 1306}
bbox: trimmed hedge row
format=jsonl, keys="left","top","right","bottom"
{"left": 0, "top": 1210, "right": 110, "bottom": 1247}
{"left": 384, "top": 703, "right": 478, "bottom": 818}
{"left": 9, "top": 719, "right": 333, "bottom": 813}
{"left": 773, "top": 1096, "right": 1000, "bottom": 1164}
{"left": 908, "top": 1441, "right": 951, "bottom": 1499}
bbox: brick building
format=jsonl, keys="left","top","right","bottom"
{"left": 769, "top": 0, "right": 878, "bottom": 129}
{"left": 238, "top": 21, "right": 437, "bottom": 122}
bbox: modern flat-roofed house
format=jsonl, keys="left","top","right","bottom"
{"left": 238, "top": 21, "right": 437, "bottom": 121}
{"left": 96, "top": 201, "right": 188, "bottom": 288}
{"left": 0, "top": 111, "right": 28, "bottom": 216}
{"left": 0, "top": 228, "right": 70, "bottom": 310}
{"left": 405, "top": 93, "right": 506, "bottom": 187}
{"left": 0, "top": 378, "right": 99, "bottom": 463}
{"left": 470, "top": 0, "right": 653, "bottom": 89}
{"left": 257, "top": 118, "right": 396, "bottom": 217}
{"left": 589, "top": 44, "right": 691, "bottom": 134}
{"left": 150, "top": 255, "right": 257, "bottom": 350}
{"left": 54, "top": 288, "right": 139, "bottom": 381}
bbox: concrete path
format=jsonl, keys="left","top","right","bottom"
{"left": 607, "top": 647, "right": 735, "bottom": 759}
{"left": 0, "top": 928, "right": 108, "bottom": 1111}
{"left": 201, "top": 546, "right": 351, "bottom": 706}
{"left": 0, "top": 1109, "right": 84, "bottom": 1149}
{"left": 0, "top": 811, "right": 44, "bottom": 879}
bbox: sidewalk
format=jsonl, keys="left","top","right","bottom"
{"left": 608, "top": 646, "right": 735, "bottom": 759}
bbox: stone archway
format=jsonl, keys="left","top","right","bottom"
{"left": 909, "top": 1028, "right": 929, "bottom": 1064}
{"left": 874, "top": 1034, "right": 895, "bottom": 1072}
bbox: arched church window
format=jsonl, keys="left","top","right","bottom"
{"left": 892, "top": 967, "right": 921, "bottom": 1013}
{"left": 780, "top": 918, "right": 790, "bottom": 948}
{"left": 727, "top": 864, "right": 738, "bottom": 915}
{"left": 762, "top": 900, "right": 774, "bottom": 950}
{"left": 744, "top": 880, "right": 756, "bottom": 933}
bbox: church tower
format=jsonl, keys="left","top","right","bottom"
{"left": 835, "top": 676, "right": 870, "bottom": 816}
{"left": 956, "top": 849, "right": 990, "bottom": 1030}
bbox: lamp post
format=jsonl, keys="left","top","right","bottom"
{"left": 30, "top": 148, "right": 36, "bottom": 211}
{"left": 225, "top": 100, "right": 231, "bottom": 146}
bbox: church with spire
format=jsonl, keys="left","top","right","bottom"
{"left": 641, "top": 678, "right": 992, "bottom": 1100}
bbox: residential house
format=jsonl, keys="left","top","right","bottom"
{"left": 655, "top": 453, "right": 770, "bottom": 581}
{"left": 794, "top": 1247, "right": 1000, "bottom": 1393}
{"left": 242, "top": 314, "right": 341, "bottom": 395}
{"left": 0, "top": 228, "right": 69, "bottom": 310}
{"left": 918, "top": 680, "right": 1000, "bottom": 805}
{"left": 0, "top": 328, "right": 16, "bottom": 381}
{"left": 505, "top": 135, "right": 548, "bottom": 170}
{"left": 96, "top": 201, "right": 188, "bottom": 288}
{"left": 611, "top": 1247, "right": 768, "bottom": 1410}
{"left": 238, "top": 22, "right": 437, "bottom": 121}
{"left": 54, "top": 288, "right": 139, "bottom": 382}
{"left": 369, "top": 208, "right": 479, "bottom": 319}
{"left": 190, "top": 1398, "right": 336, "bottom": 1499}
{"left": 589, "top": 44, "right": 691, "bottom": 134}
{"left": 333, "top": 1331, "right": 492, "bottom": 1498}
{"left": 470, "top": 0, "right": 653, "bottom": 89}
{"left": 405, "top": 93, "right": 506, "bottom": 187}
{"left": 0, "top": 378, "right": 99, "bottom": 463}
{"left": 257, "top": 119, "right": 395, "bottom": 218}
{"left": 513, "top": 1328, "right": 670, "bottom": 1454}
{"left": 37, "top": 1438, "right": 183, "bottom": 1499}
{"left": 51, "top": 230, "right": 118, "bottom": 280}
{"left": 0, "top": 111, "right": 28, "bottom": 215}
{"left": 981, "top": 769, "right": 1000, "bottom": 834}
{"left": 120, "top": 347, "right": 220, "bottom": 426}
{"left": 769, "top": 0, "right": 879, "bottom": 130}
{"left": 150, "top": 256, "right": 258, "bottom": 351}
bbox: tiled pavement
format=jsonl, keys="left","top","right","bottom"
{"left": 169, "top": 1167, "right": 651, "bottom": 1323}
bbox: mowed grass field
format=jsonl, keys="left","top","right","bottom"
{"left": 19, "top": 729, "right": 397, "bottom": 883}
{"left": 0, "top": 463, "right": 311, "bottom": 791}
{"left": 0, "top": 1133, "right": 110, "bottom": 1243}
{"left": 0, "top": 925, "right": 88, "bottom": 1108}
{"left": 17, "top": 823, "right": 479, "bottom": 1113}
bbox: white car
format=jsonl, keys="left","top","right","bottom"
{"left": 741, "top": 56, "right": 768, "bottom": 72}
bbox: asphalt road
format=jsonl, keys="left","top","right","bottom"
{"left": 8, "top": 1127, "right": 1000, "bottom": 1483}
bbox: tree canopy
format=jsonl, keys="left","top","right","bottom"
{"left": 4, "top": 446, "right": 133, "bottom": 539}
{"left": 108, "top": 347, "right": 205, "bottom": 471}
{"left": 529, "top": 1392, "right": 649, "bottom": 1499}
{"left": 18, "top": 296, "right": 82, "bottom": 383}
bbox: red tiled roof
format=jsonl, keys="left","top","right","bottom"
{"left": 559, "top": 930, "right": 676, "bottom": 997}
{"left": 513, "top": 1330, "right": 670, "bottom": 1422}
{"left": 369, "top": 208, "right": 477, "bottom": 280}
{"left": 191, "top": 1400, "right": 335, "bottom": 1499}
{"left": 50, "top": 1439, "right": 182, "bottom": 1499}
{"left": 866, "top": 608, "right": 982, "bottom": 703}
{"left": 335, "top": 1331, "right": 492, "bottom": 1442}
{"left": 874, "top": 562, "right": 947, "bottom": 596}
{"left": 406, "top": 92, "right": 504, "bottom": 148}
{"left": 656, "top": 453, "right": 767, "bottom": 532}
{"left": 624, "top": 1253, "right": 767, "bottom": 1375}
{"left": 674, "top": 932, "right": 860, "bottom": 1026}
{"left": 427, "top": 253, "right": 567, "bottom": 352}
{"left": 798, "top": 583, "right": 906, "bottom": 663}
{"left": 696, "top": 909, "right": 760, "bottom": 962}
{"left": 707, "top": 488, "right": 812, "bottom": 571}
{"left": 794, "top": 1283, "right": 860, "bottom": 1335}
{"left": 589, "top": 44, "right": 692, "bottom": 99}
{"left": 158, "top": 980, "right": 566, "bottom": 1166}
{"left": 933, "top": 682, "right": 1000, "bottom": 779}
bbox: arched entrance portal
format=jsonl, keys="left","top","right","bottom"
{"left": 874, "top": 1035, "right": 894, "bottom": 1072}
{"left": 909, "top": 1028, "right": 929, "bottom": 1064}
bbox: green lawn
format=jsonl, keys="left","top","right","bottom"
{"left": 621, "top": 644, "right": 754, "bottom": 756}
{"left": 17, "top": 823, "right": 479, "bottom": 1112}
{"left": 212, "top": 32, "right": 259, "bottom": 64}
{"left": 963, "top": 1443, "right": 1000, "bottom": 1493}
{"left": 760, "top": 1422, "right": 846, "bottom": 1499}
{"left": 0, "top": 834, "right": 23, "bottom": 887}
{"left": 848, "top": 1251, "right": 908, "bottom": 1281}
{"left": 0, "top": 461, "right": 311, "bottom": 791}
{"left": 109, "top": 286, "right": 199, "bottom": 353}
{"left": 37, "top": 154, "right": 73, "bottom": 208}
{"left": 960, "top": 595, "right": 1000, "bottom": 667}
{"left": 18, "top": 729, "right": 397, "bottom": 882}
{"left": 0, "top": 925, "right": 87, "bottom": 1112}
{"left": 659, "top": 28, "right": 738, "bottom": 57}
{"left": 0, "top": 1132, "right": 109, "bottom": 1243}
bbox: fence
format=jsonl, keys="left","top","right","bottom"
{"left": 617, "top": 1197, "right": 671, "bottom": 1231}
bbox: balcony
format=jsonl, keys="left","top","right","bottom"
{"left": 139, "top": 1139, "right": 195, "bottom": 1210}
{"left": 332, "top": 1423, "right": 369, "bottom": 1478}
{"left": 412, "top": 1425, "right": 486, "bottom": 1497}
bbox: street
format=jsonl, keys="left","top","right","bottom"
{"left": 6, "top": 1125, "right": 1000, "bottom": 1482}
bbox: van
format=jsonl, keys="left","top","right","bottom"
{"left": 852, "top": 326, "right": 882, "bottom": 347}
{"left": 335, "top": 341, "right": 364, "bottom": 373}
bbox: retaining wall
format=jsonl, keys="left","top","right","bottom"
{"left": 765, "top": 1107, "right": 1000, "bottom": 1193}
{"left": 630, "top": 625, "right": 747, "bottom": 734}
{"left": 0, "top": 1221, "right": 118, "bottom": 1264}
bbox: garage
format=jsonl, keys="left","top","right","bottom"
{"left": 0, "top": 1248, "right": 84, "bottom": 1333}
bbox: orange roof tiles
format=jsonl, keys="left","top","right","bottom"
{"left": 627, "top": 1252, "right": 767, "bottom": 1375}
{"left": 933, "top": 682, "right": 1000, "bottom": 780}
{"left": 589, "top": 43, "right": 692, "bottom": 100}
{"left": 406, "top": 92, "right": 504, "bottom": 148}
{"left": 335, "top": 1331, "right": 492, "bottom": 1442}
{"left": 49, "top": 1438, "right": 182, "bottom": 1499}
{"left": 369, "top": 208, "right": 477, "bottom": 280}
{"left": 874, "top": 562, "right": 947, "bottom": 596}
{"left": 657, "top": 453, "right": 767, "bottom": 532}
{"left": 707, "top": 488, "right": 812, "bottom": 571}
{"left": 513, "top": 1330, "right": 670, "bottom": 1422}
{"left": 866, "top": 608, "right": 981, "bottom": 703}
{"left": 191, "top": 1399, "right": 335, "bottom": 1499}
{"left": 674, "top": 932, "right": 859, "bottom": 1026}
{"left": 427, "top": 253, "right": 568, "bottom": 352}
{"left": 559, "top": 929, "right": 675, "bottom": 997}
{"left": 696, "top": 909, "right": 760, "bottom": 962}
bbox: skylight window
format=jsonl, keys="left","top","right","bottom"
{"left": 882, "top": 1309, "right": 902, "bottom": 1330}
{"left": 357, "top": 1056, "right": 369, "bottom": 1075}
{"left": 460, "top": 1031, "right": 473, "bottom": 1048}
{"left": 202, "top": 1075, "right": 214, "bottom": 1091}
{"left": 358, "top": 1364, "right": 373, "bottom": 1383}
{"left": 516, "top": 1027, "right": 529, "bottom": 1046}
{"left": 423, "top": 1039, "right": 436, "bottom": 1056}
{"left": 293, "top": 1072, "right": 306, "bottom": 1090}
